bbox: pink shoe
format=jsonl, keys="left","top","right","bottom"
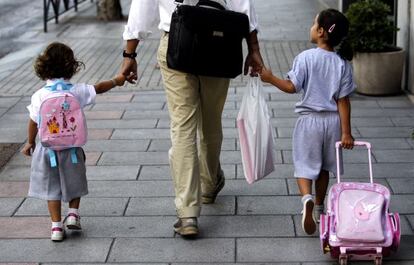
{"left": 51, "top": 227, "right": 65, "bottom": 241}
{"left": 65, "top": 213, "right": 82, "bottom": 230}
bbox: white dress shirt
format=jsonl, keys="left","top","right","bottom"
{"left": 123, "top": 0, "right": 259, "bottom": 40}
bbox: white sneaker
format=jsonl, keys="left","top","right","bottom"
{"left": 51, "top": 227, "right": 65, "bottom": 241}
{"left": 301, "top": 197, "right": 316, "bottom": 235}
{"left": 313, "top": 204, "right": 325, "bottom": 223}
{"left": 65, "top": 213, "right": 82, "bottom": 230}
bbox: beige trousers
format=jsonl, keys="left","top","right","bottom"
{"left": 157, "top": 33, "right": 230, "bottom": 218}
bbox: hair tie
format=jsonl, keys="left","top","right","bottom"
{"left": 328, "top": 24, "right": 336, "bottom": 33}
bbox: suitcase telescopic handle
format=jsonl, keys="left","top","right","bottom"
{"left": 335, "top": 141, "right": 373, "bottom": 184}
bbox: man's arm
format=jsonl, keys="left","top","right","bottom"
{"left": 244, "top": 30, "right": 264, "bottom": 76}
{"left": 121, "top": 39, "right": 140, "bottom": 83}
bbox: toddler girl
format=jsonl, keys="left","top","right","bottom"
{"left": 260, "top": 9, "right": 355, "bottom": 235}
{"left": 21, "top": 42, "right": 125, "bottom": 241}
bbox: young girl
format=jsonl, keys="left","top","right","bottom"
{"left": 21, "top": 42, "right": 126, "bottom": 241}
{"left": 260, "top": 9, "right": 355, "bottom": 235}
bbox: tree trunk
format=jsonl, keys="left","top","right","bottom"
{"left": 97, "top": 0, "right": 123, "bottom": 21}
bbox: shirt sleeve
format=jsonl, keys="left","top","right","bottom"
{"left": 123, "top": 0, "right": 160, "bottom": 40}
{"left": 338, "top": 62, "right": 356, "bottom": 98}
{"left": 229, "top": 0, "right": 259, "bottom": 32}
{"left": 73, "top": 84, "right": 96, "bottom": 107}
{"left": 27, "top": 93, "right": 41, "bottom": 123}
{"left": 286, "top": 54, "right": 306, "bottom": 93}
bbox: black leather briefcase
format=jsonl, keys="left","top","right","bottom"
{"left": 167, "top": 0, "right": 250, "bottom": 78}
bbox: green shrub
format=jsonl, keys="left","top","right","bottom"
{"left": 346, "top": 0, "right": 398, "bottom": 52}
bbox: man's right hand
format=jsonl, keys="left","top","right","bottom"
{"left": 121, "top": 58, "right": 138, "bottom": 84}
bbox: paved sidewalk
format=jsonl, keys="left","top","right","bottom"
{"left": 0, "top": 0, "right": 413, "bottom": 264}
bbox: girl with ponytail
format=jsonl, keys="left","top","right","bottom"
{"left": 260, "top": 9, "right": 355, "bottom": 235}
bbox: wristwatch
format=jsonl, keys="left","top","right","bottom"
{"left": 123, "top": 50, "right": 137, "bottom": 59}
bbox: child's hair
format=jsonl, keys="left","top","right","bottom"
{"left": 317, "top": 9, "right": 353, "bottom": 61}
{"left": 34, "top": 42, "right": 84, "bottom": 80}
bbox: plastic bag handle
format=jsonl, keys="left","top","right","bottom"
{"left": 335, "top": 141, "right": 373, "bottom": 184}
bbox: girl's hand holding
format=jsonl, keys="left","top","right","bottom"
{"left": 341, "top": 134, "right": 354, "bottom": 149}
{"left": 21, "top": 142, "right": 35, "bottom": 156}
{"left": 260, "top": 67, "right": 274, "bottom": 83}
{"left": 113, "top": 74, "right": 126, "bottom": 86}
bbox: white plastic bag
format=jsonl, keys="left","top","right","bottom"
{"left": 237, "top": 77, "right": 277, "bottom": 184}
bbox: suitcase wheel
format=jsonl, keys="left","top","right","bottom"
{"left": 374, "top": 256, "right": 382, "bottom": 265}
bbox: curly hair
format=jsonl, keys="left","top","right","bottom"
{"left": 34, "top": 42, "right": 84, "bottom": 80}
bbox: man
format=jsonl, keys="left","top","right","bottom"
{"left": 120, "top": 0, "right": 263, "bottom": 237}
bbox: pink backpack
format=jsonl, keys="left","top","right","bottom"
{"left": 38, "top": 80, "right": 87, "bottom": 166}
{"left": 320, "top": 141, "right": 400, "bottom": 265}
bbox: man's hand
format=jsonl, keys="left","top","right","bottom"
{"left": 21, "top": 143, "right": 35, "bottom": 156}
{"left": 121, "top": 58, "right": 138, "bottom": 84}
{"left": 244, "top": 49, "right": 264, "bottom": 76}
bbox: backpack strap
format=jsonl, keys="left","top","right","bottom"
{"left": 44, "top": 80, "right": 73, "bottom": 92}
{"left": 70, "top": 148, "right": 78, "bottom": 164}
{"left": 48, "top": 149, "right": 57, "bottom": 167}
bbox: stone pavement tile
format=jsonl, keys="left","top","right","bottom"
{"left": 358, "top": 138, "right": 414, "bottom": 150}
{"left": 123, "top": 110, "right": 170, "bottom": 119}
{"left": 351, "top": 109, "right": 414, "bottom": 117}
{"left": 87, "top": 129, "right": 113, "bottom": 140}
{"left": 0, "top": 238, "right": 112, "bottom": 262}
{"left": 132, "top": 94, "right": 166, "bottom": 103}
{"left": 0, "top": 182, "right": 29, "bottom": 197}
{"left": 391, "top": 117, "right": 414, "bottom": 126}
{"left": 108, "top": 238, "right": 234, "bottom": 263}
{"left": 7, "top": 153, "right": 30, "bottom": 166}
{"left": 15, "top": 197, "right": 129, "bottom": 217}
{"left": 282, "top": 149, "right": 376, "bottom": 164}
{"left": 389, "top": 195, "right": 414, "bottom": 214}
{"left": 87, "top": 179, "right": 287, "bottom": 197}
{"left": 84, "top": 110, "right": 123, "bottom": 120}
{"left": 287, "top": 178, "right": 391, "bottom": 195}
{"left": 389, "top": 235, "right": 414, "bottom": 260}
{"left": 357, "top": 127, "right": 413, "bottom": 138}
{"left": 342, "top": 163, "right": 414, "bottom": 179}
{"left": 0, "top": 198, "right": 24, "bottom": 216}
{"left": 148, "top": 138, "right": 237, "bottom": 151}
{"left": 0, "top": 108, "right": 7, "bottom": 116}
{"left": 99, "top": 151, "right": 168, "bottom": 165}
{"left": 81, "top": 215, "right": 293, "bottom": 238}
{"left": 84, "top": 139, "right": 149, "bottom": 152}
{"left": 94, "top": 93, "right": 133, "bottom": 103}
{"left": 87, "top": 119, "right": 157, "bottom": 129}
{"left": 237, "top": 164, "right": 294, "bottom": 179}
{"left": 139, "top": 164, "right": 236, "bottom": 180}
{"left": 111, "top": 128, "right": 170, "bottom": 139}
{"left": 400, "top": 215, "right": 414, "bottom": 235}
{"left": 407, "top": 215, "right": 414, "bottom": 230}
{"left": 0, "top": 113, "right": 27, "bottom": 129}
{"left": 304, "top": 262, "right": 414, "bottom": 265}
{"left": 6, "top": 102, "right": 28, "bottom": 114}
{"left": 87, "top": 180, "right": 174, "bottom": 197}
{"left": 92, "top": 102, "right": 164, "bottom": 111}
{"left": 0, "top": 217, "right": 49, "bottom": 238}
{"left": 237, "top": 238, "right": 328, "bottom": 263}
{"left": 87, "top": 165, "right": 139, "bottom": 181}
{"left": 125, "top": 196, "right": 235, "bottom": 216}
{"left": 0, "top": 263, "right": 38, "bottom": 265}
{"left": 387, "top": 178, "right": 414, "bottom": 194}
{"left": 377, "top": 99, "right": 414, "bottom": 108}
{"left": 374, "top": 150, "right": 414, "bottom": 163}
{"left": 85, "top": 152, "right": 101, "bottom": 166}
{"left": 237, "top": 195, "right": 301, "bottom": 215}
{"left": 273, "top": 138, "right": 293, "bottom": 150}
{"left": 0, "top": 97, "right": 20, "bottom": 108}
{"left": 222, "top": 179, "right": 287, "bottom": 196}
{"left": 0, "top": 128, "right": 27, "bottom": 143}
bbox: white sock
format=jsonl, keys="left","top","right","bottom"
{"left": 52, "top": 221, "right": 62, "bottom": 228}
{"left": 68, "top": 208, "right": 79, "bottom": 216}
{"left": 301, "top": 194, "right": 313, "bottom": 204}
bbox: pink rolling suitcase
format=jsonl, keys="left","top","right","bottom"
{"left": 320, "top": 141, "right": 400, "bottom": 265}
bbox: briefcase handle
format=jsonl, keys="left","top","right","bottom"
{"left": 196, "top": 0, "right": 226, "bottom": 10}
